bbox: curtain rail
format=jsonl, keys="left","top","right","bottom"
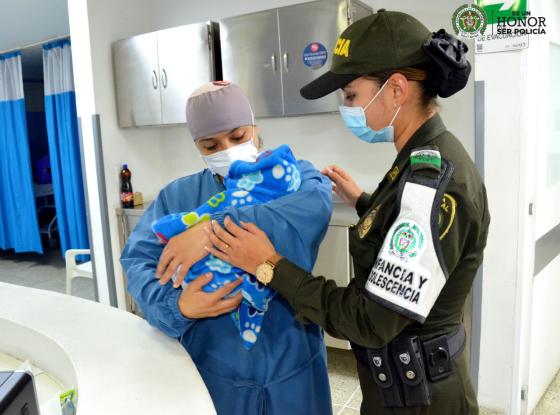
{"left": 0, "top": 34, "right": 70, "bottom": 56}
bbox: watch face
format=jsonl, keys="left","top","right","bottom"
{"left": 256, "top": 263, "right": 273, "bottom": 284}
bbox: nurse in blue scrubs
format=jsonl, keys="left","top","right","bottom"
{"left": 120, "top": 81, "right": 333, "bottom": 415}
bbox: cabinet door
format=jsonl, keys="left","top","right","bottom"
{"left": 278, "top": 1, "right": 345, "bottom": 116}
{"left": 158, "top": 24, "right": 214, "bottom": 125}
{"left": 220, "top": 11, "right": 283, "bottom": 117}
{"left": 112, "top": 33, "right": 162, "bottom": 127}
{"left": 313, "top": 225, "right": 352, "bottom": 349}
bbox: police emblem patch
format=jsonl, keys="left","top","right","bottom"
{"left": 439, "top": 193, "right": 457, "bottom": 240}
{"left": 399, "top": 352, "right": 411, "bottom": 365}
{"left": 358, "top": 206, "right": 380, "bottom": 239}
{"left": 389, "top": 221, "right": 425, "bottom": 261}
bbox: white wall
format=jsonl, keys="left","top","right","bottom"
{"left": 75, "top": 0, "right": 474, "bottom": 309}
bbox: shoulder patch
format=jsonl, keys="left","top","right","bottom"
{"left": 410, "top": 146, "right": 441, "bottom": 173}
{"left": 358, "top": 204, "right": 381, "bottom": 239}
{"left": 439, "top": 193, "right": 457, "bottom": 240}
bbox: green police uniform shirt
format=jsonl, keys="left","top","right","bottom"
{"left": 270, "top": 114, "right": 490, "bottom": 348}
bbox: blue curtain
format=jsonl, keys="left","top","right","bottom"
{"left": 0, "top": 51, "right": 43, "bottom": 253}
{"left": 43, "top": 39, "right": 89, "bottom": 256}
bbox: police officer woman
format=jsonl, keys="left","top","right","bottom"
{"left": 204, "top": 10, "right": 490, "bottom": 414}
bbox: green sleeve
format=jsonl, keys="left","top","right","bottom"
{"left": 437, "top": 181, "right": 487, "bottom": 275}
{"left": 269, "top": 181, "right": 488, "bottom": 349}
{"left": 270, "top": 259, "right": 413, "bottom": 348}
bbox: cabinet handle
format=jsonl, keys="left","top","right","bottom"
{"left": 283, "top": 52, "right": 289, "bottom": 73}
{"left": 152, "top": 70, "right": 158, "bottom": 89}
{"left": 271, "top": 54, "right": 277, "bottom": 73}
{"left": 161, "top": 68, "right": 168, "bottom": 89}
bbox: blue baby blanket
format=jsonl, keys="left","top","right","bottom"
{"left": 152, "top": 144, "right": 301, "bottom": 348}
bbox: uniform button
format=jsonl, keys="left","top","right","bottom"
{"left": 378, "top": 373, "right": 387, "bottom": 382}
{"left": 406, "top": 370, "right": 416, "bottom": 380}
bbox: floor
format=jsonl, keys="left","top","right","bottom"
{"left": 326, "top": 349, "right": 560, "bottom": 415}
{"left": 0, "top": 249, "right": 95, "bottom": 300}
{"left": 327, "top": 348, "right": 362, "bottom": 414}
{"left": 1, "top": 252, "right": 560, "bottom": 415}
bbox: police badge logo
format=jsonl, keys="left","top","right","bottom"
{"left": 372, "top": 356, "right": 383, "bottom": 368}
{"left": 452, "top": 4, "right": 487, "bottom": 39}
{"left": 399, "top": 352, "right": 411, "bottom": 365}
{"left": 358, "top": 206, "right": 380, "bottom": 239}
{"left": 389, "top": 221, "right": 425, "bottom": 261}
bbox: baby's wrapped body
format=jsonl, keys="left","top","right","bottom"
{"left": 152, "top": 144, "right": 301, "bottom": 348}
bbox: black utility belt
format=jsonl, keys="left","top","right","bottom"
{"left": 352, "top": 324, "right": 466, "bottom": 408}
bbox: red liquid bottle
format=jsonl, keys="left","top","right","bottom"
{"left": 120, "top": 164, "right": 134, "bottom": 208}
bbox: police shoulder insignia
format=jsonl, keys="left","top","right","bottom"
{"left": 387, "top": 165, "right": 400, "bottom": 182}
{"left": 439, "top": 193, "right": 457, "bottom": 240}
{"left": 410, "top": 146, "right": 441, "bottom": 173}
{"left": 359, "top": 205, "right": 380, "bottom": 239}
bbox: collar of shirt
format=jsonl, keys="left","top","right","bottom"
{"left": 385, "top": 113, "right": 447, "bottom": 184}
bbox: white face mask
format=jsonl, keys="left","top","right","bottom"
{"left": 201, "top": 135, "right": 258, "bottom": 177}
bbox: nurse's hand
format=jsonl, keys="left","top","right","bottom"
{"left": 321, "top": 165, "right": 363, "bottom": 208}
{"left": 157, "top": 222, "right": 211, "bottom": 288}
{"left": 178, "top": 273, "right": 243, "bottom": 319}
{"left": 205, "top": 218, "right": 277, "bottom": 275}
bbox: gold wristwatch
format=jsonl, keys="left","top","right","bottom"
{"left": 255, "top": 253, "right": 283, "bottom": 285}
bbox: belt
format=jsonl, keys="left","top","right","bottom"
{"left": 351, "top": 324, "right": 467, "bottom": 408}
{"left": 352, "top": 325, "right": 465, "bottom": 371}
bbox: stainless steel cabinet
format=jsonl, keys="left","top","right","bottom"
{"left": 220, "top": 0, "right": 372, "bottom": 117}
{"left": 113, "top": 33, "right": 162, "bottom": 127}
{"left": 219, "top": 9, "right": 283, "bottom": 117}
{"left": 113, "top": 22, "right": 219, "bottom": 127}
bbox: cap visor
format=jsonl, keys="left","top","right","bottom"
{"left": 300, "top": 71, "right": 360, "bottom": 100}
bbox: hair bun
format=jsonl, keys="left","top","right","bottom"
{"left": 422, "top": 29, "right": 471, "bottom": 98}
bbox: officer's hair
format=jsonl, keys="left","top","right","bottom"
{"left": 365, "top": 65, "right": 439, "bottom": 113}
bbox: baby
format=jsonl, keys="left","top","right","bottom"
{"left": 152, "top": 144, "right": 301, "bottom": 349}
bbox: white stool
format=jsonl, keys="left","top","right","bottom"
{"left": 65, "top": 249, "right": 93, "bottom": 295}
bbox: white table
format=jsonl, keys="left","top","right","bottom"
{"left": 0, "top": 282, "right": 216, "bottom": 415}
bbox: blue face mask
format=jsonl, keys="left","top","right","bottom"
{"left": 339, "top": 80, "right": 401, "bottom": 144}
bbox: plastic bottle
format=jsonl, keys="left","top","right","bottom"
{"left": 120, "top": 164, "right": 134, "bottom": 208}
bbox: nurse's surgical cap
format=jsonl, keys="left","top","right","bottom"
{"left": 186, "top": 81, "right": 254, "bottom": 140}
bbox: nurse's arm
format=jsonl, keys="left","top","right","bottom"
{"left": 212, "top": 159, "right": 332, "bottom": 271}
{"left": 120, "top": 191, "right": 198, "bottom": 338}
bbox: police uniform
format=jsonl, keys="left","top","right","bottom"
{"left": 256, "top": 10, "right": 490, "bottom": 415}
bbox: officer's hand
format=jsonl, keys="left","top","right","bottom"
{"left": 205, "top": 218, "right": 277, "bottom": 275}
{"left": 321, "top": 165, "right": 363, "bottom": 208}
{"left": 178, "top": 273, "right": 243, "bottom": 319}
{"left": 157, "top": 222, "right": 211, "bottom": 288}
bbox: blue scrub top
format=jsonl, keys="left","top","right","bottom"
{"left": 121, "top": 160, "right": 334, "bottom": 415}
